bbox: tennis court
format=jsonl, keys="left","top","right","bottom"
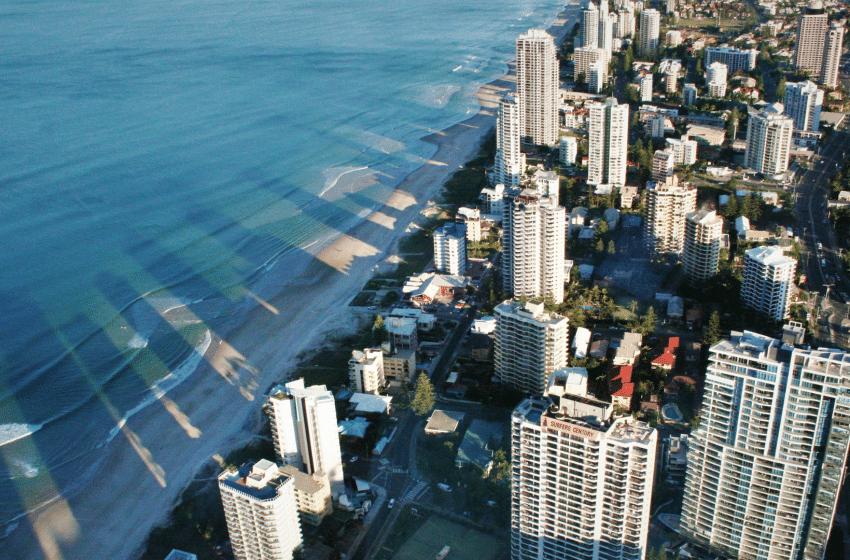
{"left": 393, "top": 516, "right": 506, "bottom": 560}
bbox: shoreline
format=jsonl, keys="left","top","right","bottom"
{"left": 1, "top": 8, "right": 577, "bottom": 560}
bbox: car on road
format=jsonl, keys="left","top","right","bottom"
{"left": 349, "top": 456, "right": 359, "bottom": 463}
{"left": 438, "top": 483, "right": 452, "bottom": 492}
{"left": 388, "top": 499, "right": 396, "bottom": 509}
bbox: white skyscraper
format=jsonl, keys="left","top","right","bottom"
{"left": 651, "top": 149, "right": 675, "bottom": 182}
{"left": 822, "top": 22, "right": 845, "bottom": 87}
{"left": 511, "top": 371, "right": 657, "bottom": 560}
{"left": 705, "top": 46, "right": 759, "bottom": 72}
{"left": 516, "top": 29, "right": 559, "bottom": 146}
{"left": 666, "top": 136, "right": 698, "bottom": 165}
{"left": 639, "top": 9, "right": 660, "bottom": 56}
{"left": 745, "top": 104, "right": 794, "bottom": 178}
{"left": 707, "top": 61, "right": 727, "bottom": 98}
{"left": 560, "top": 136, "right": 578, "bottom": 165}
{"left": 267, "top": 380, "right": 344, "bottom": 493}
{"left": 219, "top": 460, "right": 304, "bottom": 560}
{"left": 574, "top": 46, "right": 607, "bottom": 83}
{"left": 784, "top": 81, "right": 824, "bottom": 131}
{"left": 589, "top": 60, "right": 606, "bottom": 93}
{"left": 598, "top": 6, "right": 615, "bottom": 62}
{"left": 617, "top": 6, "right": 635, "bottom": 38}
{"left": 639, "top": 72, "right": 653, "bottom": 102}
{"left": 581, "top": 3, "right": 600, "bottom": 48}
{"left": 794, "top": 1, "right": 829, "bottom": 79}
{"left": 683, "top": 83, "right": 697, "bottom": 106}
{"left": 495, "top": 93, "right": 526, "bottom": 187}
{"left": 505, "top": 190, "right": 566, "bottom": 303}
{"left": 682, "top": 210, "right": 723, "bottom": 284}
{"left": 348, "top": 348, "right": 385, "bottom": 394}
{"left": 433, "top": 221, "right": 467, "bottom": 275}
{"left": 588, "top": 98, "right": 629, "bottom": 187}
{"left": 643, "top": 178, "right": 697, "bottom": 256}
{"left": 682, "top": 331, "right": 850, "bottom": 560}
{"left": 741, "top": 245, "right": 797, "bottom": 320}
{"left": 495, "top": 300, "right": 568, "bottom": 393}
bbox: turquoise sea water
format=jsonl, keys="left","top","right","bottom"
{"left": 0, "top": 0, "right": 566, "bottom": 526}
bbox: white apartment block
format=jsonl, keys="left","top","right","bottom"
{"left": 666, "top": 30, "right": 682, "bottom": 46}
{"left": 666, "top": 136, "right": 698, "bottom": 165}
{"left": 495, "top": 300, "right": 569, "bottom": 394}
{"left": 589, "top": 60, "right": 606, "bottom": 93}
{"left": 495, "top": 94, "right": 526, "bottom": 187}
{"left": 682, "top": 331, "right": 850, "bottom": 560}
{"left": 683, "top": 210, "right": 723, "bottom": 284}
{"left": 643, "top": 178, "right": 697, "bottom": 256}
{"left": 588, "top": 98, "right": 629, "bottom": 187}
{"left": 517, "top": 29, "right": 559, "bottom": 146}
{"left": 745, "top": 104, "right": 794, "bottom": 178}
{"left": 794, "top": 1, "right": 829, "bottom": 80}
{"left": 505, "top": 191, "right": 566, "bottom": 303}
{"left": 617, "top": 7, "right": 635, "bottom": 38}
{"left": 480, "top": 183, "right": 506, "bottom": 216}
{"left": 581, "top": 3, "right": 600, "bottom": 48}
{"left": 511, "top": 370, "right": 656, "bottom": 560}
{"left": 279, "top": 465, "right": 333, "bottom": 527}
{"left": 500, "top": 185, "right": 524, "bottom": 294}
{"left": 599, "top": 6, "right": 615, "bottom": 63}
{"left": 219, "top": 460, "right": 303, "bottom": 560}
{"left": 574, "top": 46, "right": 607, "bottom": 83}
{"left": 649, "top": 113, "right": 666, "bottom": 138}
{"left": 822, "top": 22, "right": 845, "bottom": 88}
{"left": 433, "top": 221, "right": 467, "bottom": 275}
{"left": 707, "top": 62, "right": 727, "bottom": 98}
{"left": 349, "top": 348, "right": 385, "bottom": 394}
{"left": 651, "top": 149, "right": 675, "bottom": 182}
{"left": 683, "top": 83, "right": 698, "bottom": 106}
{"left": 639, "top": 73, "right": 653, "bottom": 102}
{"left": 638, "top": 9, "right": 660, "bottom": 56}
{"left": 784, "top": 81, "right": 823, "bottom": 132}
{"left": 267, "top": 380, "right": 344, "bottom": 493}
{"left": 534, "top": 169, "right": 560, "bottom": 205}
{"left": 741, "top": 245, "right": 797, "bottom": 321}
{"left": 560, "top": 136, "right": 578, "bottom": 165}
{"left": 456, "top": 207, "right": 482, "bottom": 242}
{"left": 704, "top": 46, "right": 758, "bottom": 72}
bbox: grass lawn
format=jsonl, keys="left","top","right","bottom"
{"left": 392, "top": 515, "right": 506, "bottom": 560}
{"left": 350, "top": 292, "right": 374, "bottom": 307}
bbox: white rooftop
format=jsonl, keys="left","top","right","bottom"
{"left": 745, "top": 245, "right": 796, "bottom": 266}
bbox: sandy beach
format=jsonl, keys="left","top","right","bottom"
{"left": 2, "top": 9, "right": 576, "bottom": 559}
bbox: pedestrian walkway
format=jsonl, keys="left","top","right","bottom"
{"left": 403, "top": 481, "right": 428, "bottom": 501}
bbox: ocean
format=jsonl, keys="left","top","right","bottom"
{"left": 0, "top": 0, "right": 566, "bottom": 531}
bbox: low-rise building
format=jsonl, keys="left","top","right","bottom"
{"left": 349, "top": 348, "right": 385, "bottom": 394}
{"left": 425, "top": 410, "right": 465, "bottom": 434}
{"left": 279, "top": 466, "right": 333, "bottom": 527}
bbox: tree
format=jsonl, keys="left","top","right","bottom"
{"left": 640, "top": 306, "right": 657, "bottom": 335}
{"left": 703, "top": 310, "right": 721, "bottom": 347}
{"left": 411, "top": 373, "right": 436, "bottom": 416}
{"left": 373, "top": 315, "right": 388, "bottom": 346}
{"left": 723, "top": 194, "right": 739, "bottom": 220}
{"left": 607, "top": 240, "right": 616, "bottom": 254}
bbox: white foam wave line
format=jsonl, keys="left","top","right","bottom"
{"left": 452, "top": 65, "right": 462, "bottom": 72}
{"left": 105, "top": 329, "right": 213, "bottom": 445}
{"left": 0, "top": 423, "right": 44, "bottom": 448}
{"left": 318, "top": 166, "right": 369, "bottom": 199}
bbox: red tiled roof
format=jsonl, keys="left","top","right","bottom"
{"left": 613, "top": 366, "right": 633, "bottom": 384}
{"left": 653, "top": 352, "right": 676, "bottom": 366}
{"left": 667, "top": 337, "right": 680, "bottom": 349}
{"left": 612, "top": 382, "right": 634, "bottom": 397}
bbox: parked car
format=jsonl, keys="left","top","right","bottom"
{"left": 388, "top": 499, "right": 396, "bottom": 509}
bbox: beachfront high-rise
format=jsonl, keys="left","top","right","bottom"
{"left": 617, "top": 6, "right": 635, "bottom": 39}
{"left": 643, "top": 177, "right": 697, "bottom": 257}
{"left": 784, "top": 81, "right": 824, "bottom": 132}
{"left": 349, "top": 348, "right": 385, "bottom": 394}
{"left": 793, "top": 0, "right": 844, "bottom": 87}
{"left": 581, "top": 3, "right": 600, "bottom": 48}
{"left": 516, "top": 29, "right": 559, "bottom": 146}
{"left": 495, "top": 93, "right": 526, "bottom": 187}
{"left": 741, "top": 245, "right": 797, "bottom": 321}
{"left": 822, "top": 22, "right": 845, "bottom": 88}
{"left": 504, "top": 190, "right": 566, "bottom": 303}
{"left": 682, "top": 331, "right": 850, "bottom": 560}
{"left": 219, "top": 460, "right": 303, "bottom": 560}
{"left": 638, "top": 9, "right": 660, "bottom": 56}
{"left": 511, "top": 370, "right": 657, "bottom": 560}
{"left": 267, "top": 380, "right": 344, "bottom": 493}
{"left": 682, "top": 210, "right": 723, "bottom": 285}
{"left": 745, "top": 104, "right": 794, "bottom": 179}
{"left": 574, "top": 46, "right": 607, "bottom": 84}
{"left": 495, "top": 300, "right": 568, "bottom": 394}
{"left": 588, "top": 98, "right": 629, "bottom": 187}
{"left": 433, "top": 221, "right": 467, "bottom": 275}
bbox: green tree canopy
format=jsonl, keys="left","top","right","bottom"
{"left": 411, "top": 373, "right": 436, "bottom": 416}
{"left": 703, "top": 310, "right": 721, "bottom": 347}
{"left": 373, "top": 315, "right": 388, "bottom": 346}
{"left": 640, "top": 306, "right": 657, "bottom": 335}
